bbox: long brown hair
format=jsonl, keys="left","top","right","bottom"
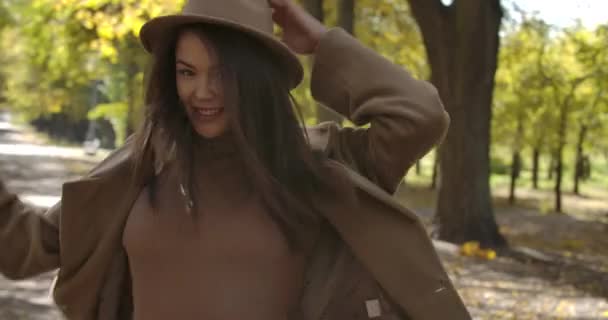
{"left": 133, "top": 24, "right": 334, "bottom": 250}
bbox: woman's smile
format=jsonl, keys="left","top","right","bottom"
{"left": 190, "top": 106, "right": 225, "bottom": 120}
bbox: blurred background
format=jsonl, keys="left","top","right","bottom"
{"left": 0, "top": 0, "right": 606, "bottom": 319}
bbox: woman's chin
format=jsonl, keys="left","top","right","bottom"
{"left": 193, "top": 124, "right": 228, "bottom": 139}
{"left": 188, "top": 114, "right": 228, "bottom": 139}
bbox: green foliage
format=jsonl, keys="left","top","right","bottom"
{"left": 0, "top": 2, "right": 13, "bottom": 30}
{"left": 293, "top": 0, "right": 427, "bottom": 121}
{"left": 0, "top": 0, "right": 184, "bottom": 143}
{"left": 356, "top": 0, "right": 427, "bottom": 79}
{"left": 494, "top": 16, "right": 554, "bottom": 150}
{"left": 494, "top": 12, "right": 608, "bottom": 167}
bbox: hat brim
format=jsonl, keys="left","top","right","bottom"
{"left": 140, "top": 14, "right": 303, "bottom": 89}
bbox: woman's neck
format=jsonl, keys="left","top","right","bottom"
{"left": 193, "top": 132, "right": 237, "bottom": 161}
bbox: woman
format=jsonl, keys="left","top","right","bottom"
{"left": 0, "top": 0, "right": 471, "bottom": 319}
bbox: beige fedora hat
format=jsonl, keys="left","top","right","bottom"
{"left": 140, "top": 0, "right": 304, "bottom": 89}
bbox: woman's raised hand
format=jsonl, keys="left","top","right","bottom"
{"left": 268, "top": 0, "right": 328, "bottom": 55}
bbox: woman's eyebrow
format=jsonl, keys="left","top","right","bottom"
{"left": 176, "top": 59, "right": 196, "bottom": 69}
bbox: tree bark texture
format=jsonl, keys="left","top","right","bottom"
{"left": 338, "top": 0, "right": 355, "bottom": 35}
{"left": 509, "top": 116, "right": 524, "bottom": 205}
{"left": 408, "top": 0, "right": 506, "bottom": 247}
{"left": 509, "top": 151, "right": 521, "bottom": 205}
{"left": 573, "top": 125, "right": 588, "bottom": 195}
{"left": 548, "top": 153, "right": 555, "bottom": 180}
{"left": 532, "top": 147, "right": 540, "bottom": 189}
{"left": 554, "top": 101, "right": 569, "bottom": 213}
{"left": 302, "top": 0, "right": 324, "bottom": 21}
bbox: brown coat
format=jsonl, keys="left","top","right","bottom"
{"left": 0, "top": 29, "right": 471, "bottom": 319}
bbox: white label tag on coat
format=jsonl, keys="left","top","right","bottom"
{"left": 365, "top": 299, "right": 382, "bottom": 318}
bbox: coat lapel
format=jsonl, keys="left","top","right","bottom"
{"left": 54, "top": 174, "right": 138, "bottom": 318}
{"left": 53, "top": 140, "right": 153, "bottom": 318}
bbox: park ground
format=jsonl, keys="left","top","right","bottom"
{"left": 0, "top": 113, "right": 607, "bottom": 319}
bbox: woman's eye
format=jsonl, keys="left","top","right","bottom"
{"left": 177, "top": 69, "right": 194, "bottom": 77}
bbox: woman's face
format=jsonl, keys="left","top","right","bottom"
{"left": 175, "top": 31, "right": 228, "bottom": 139}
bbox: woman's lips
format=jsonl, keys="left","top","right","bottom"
{"left": 191, "top": 107, "right": 224, "bottom": 120}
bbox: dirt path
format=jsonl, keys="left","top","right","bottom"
{"left": 1, "top": 112, "right": 607, "bottom": 319}
{"left": 398, "top": 185, "right": 608, "bottom": 319}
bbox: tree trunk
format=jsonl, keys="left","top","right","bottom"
{"left": 547, "top": 152, "right": 555, "bottom": 180}
{"left": 338, "top": 0, "right": 355, "bottom": 35}
{"left": 554, "top": 104, "right": 569, "bottom": 213}
{"left": 430, "top": 149, "right": 439, "bottom": 189}
{"left": 408, "top": 0, "right": 506, "bottom": 247}
{"left": 552, "top": 78, "right": 585, "bottom": 212}
{"left": 509, "top": 116, "right": 524, "bottom": 205}
{"left": 302, "top": 0, "right": 324, "bottom": 21}
{"left": 532, "top": 146, "right": 540, "bottom": 189}
{"left": 573, "top": 125, "right": 587, "bottom": 195}
{"left": 415, "top": 160, "right": 422, "bottom": 175}
{"left": 509, "top": 151, "right": 520, "bottom": 205}
{"left": 554, "top": 145, "right": 564, "bottom": 213}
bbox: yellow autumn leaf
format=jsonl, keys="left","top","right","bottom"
{"left": 460, "top": 241, "right": 497, "bottom": 260}
{"left": 98, "top": 24, "right": 116, "bottom": 40}
{"left": 131, "top": 17, "right": 146, "bottom": 37}
{"left": 100, "top": 42, "right": 118, "bottom": 60}
{"left": 385, "top": 32, "right": 400, "bottom": 44}
{"left": 460, "top": 241, "right": 480, "bottom": 257}
{"left": 477, "top": 249, "right": 497, "bottom": 261}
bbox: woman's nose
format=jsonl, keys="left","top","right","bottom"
{"left": 194, "top": 78, "right": 214, "bottom": 100}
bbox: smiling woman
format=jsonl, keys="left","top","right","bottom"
{"left": 175, "top": 30, "right": 227, "bottom": 139}
{"left": 0, "top": 0, "right": 470, "bottom": 319}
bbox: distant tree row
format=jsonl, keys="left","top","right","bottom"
{"left": 495, "top": 15, "right": 608, "bottom": 212}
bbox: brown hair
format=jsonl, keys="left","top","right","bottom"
{"left": 133, "top": 24, "right": 334, "bottom": 250}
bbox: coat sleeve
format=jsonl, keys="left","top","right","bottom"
{"left": 0, "top": 180, "right": 60, "bottom": 279}
{"left": 0, "top": 137, "right": 136, "bottom": 280}
{"left": 310, "top": 28, "right": 449, "bottom": 194}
